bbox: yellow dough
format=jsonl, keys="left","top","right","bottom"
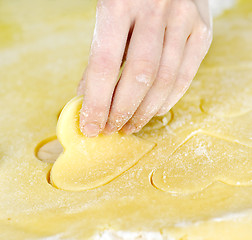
{"left": 152, "top": 133, "right": 252, "bottom": 194}
{"left": 50, "top": 97, "right": 155, "bottom": 191}
{"left": 1, "top": 0, "right": 252, "bottom": 239}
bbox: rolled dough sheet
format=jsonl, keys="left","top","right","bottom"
{"left": 0, "top": 0, "right": 252, "bottom": 239}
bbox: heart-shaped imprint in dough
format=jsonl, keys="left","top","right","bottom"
{"left": 151, "top": 133, "right": 252, "bottom": 194}
{"left": 50, "top": 96, "right": 155, "bottom": 191}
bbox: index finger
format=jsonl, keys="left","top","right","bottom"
{"left": 78, "top": 1, "right": 132, "bottom": 137}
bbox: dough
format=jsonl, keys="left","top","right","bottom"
{"left": 0, "top": 0, "right": 252, "bottom": 239}
{"left": 50, "top": 97, "right": 155, "bottom": 191}
{"left": 199, "top": 69, "right": 252, "bottom": 118}
{"left": 152, "top": 133, "right": 252, "bottom": 194}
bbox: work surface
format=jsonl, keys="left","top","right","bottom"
{"left": 0, "top": 0, "right": 252, "bottom": 239}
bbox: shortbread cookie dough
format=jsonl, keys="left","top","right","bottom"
{"left": 50, "top": 97, "right": 154, "bottom": 191}
{"left": 0, "top": 0, "right": 252, "bottom": 240}
{"left": 151, "top": 134, "right": 252, "bottom": 194}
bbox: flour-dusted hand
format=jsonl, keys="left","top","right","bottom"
{"left": 78, "top": 0, "right": 212, "bottom": 137}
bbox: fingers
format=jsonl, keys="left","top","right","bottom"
{"left": 104, "top": 9, "right": 166, "bottom": 133}
{"left": 121, "top": 9, "right": 196, "bottom": 134}
{"left": 156, "top": 19, "right": 212, "bottom": 116}
{"left": 78, "top": 2, "right": 132, "bottom": 137}
{"left": 78, "top": 0, "right": 212, "bottom": 137}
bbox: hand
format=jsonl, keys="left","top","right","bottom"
{"left": 78, "top": 0, "right": 212, "bottom": 137}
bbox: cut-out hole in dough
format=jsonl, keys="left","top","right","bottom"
{"left": 57, "top": 107, "right": 64, "bottom": 120}
{"left": 46, "top": 169, "right": 51, "bottom": 184}
{"left": 35, "top": 137, "right": 63, "bottom": 163}
{"left": 50, "top": 96, "right": 155, "bottom": 191}
{"left": 151, "top": 133, "right": 252, "bottom": 194}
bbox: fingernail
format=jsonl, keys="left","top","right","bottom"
{"left": 103, "top": 123, "right": 116, "bottom": 134}
{"left": 156, "top": 110, "right": 167, "bottom": 117}
{"left": 122, "top": 124, "right": 136, "bottom": 134}
{"left": 134, "top": 126, "right": 142, "bottom": 133}
{"left": 81, "top": 123, "right": 100, "bottom": 137}
{"left": 156, "top": 107, "right": 171, "bottom": 117}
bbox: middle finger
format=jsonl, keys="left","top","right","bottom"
{"left": 104, "top": 8, "right": 166, "bottom": 133}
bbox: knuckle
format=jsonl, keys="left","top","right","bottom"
{"left": 183, "top": 0, "right": 197, "bottom": 14}
{"left": 89, "top": 53, "right": 119, "bottom": 77}
{"left": 152, "top": 0, "right": 169, "bottom": 5}
{"left": 102, "top": 0, "right": 128, "bottom": 16}
{"left": 157, "top": 65, "right": 176, "bottom": 87}
{"left": 134, "top": 59, "right": 156, "bottom": 73}
{"left": 168, "top": 0, "right": 197, "bottom": 32}
{"left": 130, "top": 59, "right": 157, "bottom": 85}
{"left": 176, "top": 0, "right": 197, "bottom": 18}
{"left": 196, "top": 21, "right": 213, "bottom": 55}
{"left": 198, "top": 21, "right": 212, "bottom": 41}
{"left": 148, "top": 0, "right": 170, "bottom": 16}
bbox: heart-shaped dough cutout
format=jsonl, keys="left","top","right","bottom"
{"left": 50, "top": 96, "right": 155, "bottom": 191}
